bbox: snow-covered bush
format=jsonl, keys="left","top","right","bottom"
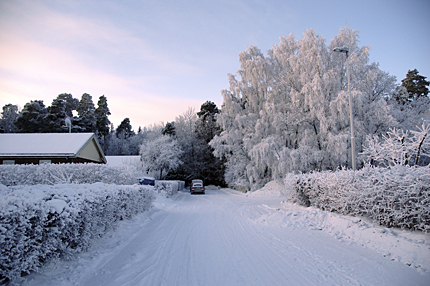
{"left": 155, "top": 180, "right": 184, "bottom": 197}
{"left": 284, "top": 165, "right": 430, "bottom": 232}
{"left": 0, "top": 163, "right": 143, "bottom": 186}
{"left": 0, "top": 183, "right": 155, "bottom": 283}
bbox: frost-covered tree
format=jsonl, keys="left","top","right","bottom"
{"left": 167, "top": 108, "right": 199, "bottom": 181}
{"left": 0, "top": 104, "right": 19, "bottom": 133}
{"left": 139, "top": 135, "right": 183, "bottom": 179}
{"left": 211, "top": 27, "right": 397, "bottom": 191}
{"left": 168, "top": 103, "right": 225, "bottom": 185}
{"left": 175, "top": 107, "right": 197, "bottom": 145}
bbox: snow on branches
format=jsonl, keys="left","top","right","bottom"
{"left": 211, "top": 27, "right": 397, "bottom": 191}
{"left": 362, "top": 122, "right": 430, "bottom": 167}
{"left": 139, "top": 135, "right": 183, "bottom": 180}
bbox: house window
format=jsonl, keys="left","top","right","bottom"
{"left": 39, "top": 160, "right": 51, "bottom": 164}
{"left": 3, "top": 160, "right": 15, "bottom": 165}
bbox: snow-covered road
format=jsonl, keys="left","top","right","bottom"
{"left": 23, "top": 184, "right": 430, "bottom": 286}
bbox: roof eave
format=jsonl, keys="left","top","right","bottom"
{"left": 0, "top": 154, "right": 76, "bottom": 158}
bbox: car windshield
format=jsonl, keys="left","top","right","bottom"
{"left": 193, "top": 183, "right": 202, "bottom": 187}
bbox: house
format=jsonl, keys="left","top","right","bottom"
{"left": 0, "top": 133, "right": 107, "bottom": 164}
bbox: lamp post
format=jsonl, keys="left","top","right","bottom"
{"left": 333, "top": 47, "right": 356, "bottom": 170}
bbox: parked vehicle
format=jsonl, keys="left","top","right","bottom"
{"left": 138, "top": 177, "right": 155, "bottom": 186}
{"left": 190, "top": 179, "right": 205, "bottom": 194}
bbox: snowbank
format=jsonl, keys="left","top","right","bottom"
{"left": 155, "top": 180, "right": 185, "bottom": 197}
{"left": 248, "top": 181, "right": 430, "bottom": 273}
{"left": 0, "top": 183, "right": 155, "bottom": 283}
{"left": 284, "top": 165, "right": 430, "bottom": 232}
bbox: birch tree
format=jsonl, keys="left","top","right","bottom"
{"left": 211, "top": 27, "right": 398, "bottom": 191}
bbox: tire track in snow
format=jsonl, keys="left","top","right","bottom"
{"left": 23, "top": 188, "right": 430, "bottom": 286}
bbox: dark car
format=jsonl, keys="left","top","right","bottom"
{"left": 190, "top": 179, "right": 205, "bottom": 195}
{"left": 138, "top": 177, "right": 155, "bottom": 186}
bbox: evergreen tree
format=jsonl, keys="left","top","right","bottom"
{"left": 401, "top": 69, "right": 430, "bottom": 101}
{"left": 0, "top": 104, "right": 19, "bottom": 133}
{"left": 76, "top": 93, "right": 96, "bottom": 132}
{"left": 162, "top": 122, "right": 176, "bottom": 136}
{"left": 390, "top": 70, "right": 430, "bottom": 130}
{"left": 194, "top": 101, "right": 225, "bottom": 186}
{"left": 196, "top": 101, "right": 219, "bottom": 143}
{"left": 44, "top": 98, "right": 68, "bottom": 132}
{"left": 95, "top": 95, "right": 111, "bottom": 139}
{"left": 56, "top": 93, "right": 79, "bottom": 117}
{"left": 15, "top": 100, "right": 47, "bottom": 133}
{"left": 116, "top": 118, "right": 134, "bottom": 138}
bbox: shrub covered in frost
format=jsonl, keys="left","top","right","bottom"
{"left": 0, "top": 183, "right": 155, "bottom": 283}
{"left": 155, "top": 180, "right": 185, "bottom": 197}
{"left": 0, "top": 163, "right": 143, "bottom": 186}
{"left": 284, "top": 165, "right": 430, "bottom": 232}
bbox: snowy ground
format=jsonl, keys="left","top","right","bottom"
{"left": 21, "top": 182, "right": 430, "bottom": 286}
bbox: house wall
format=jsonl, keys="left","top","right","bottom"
{"left": 77, "top": 139, "right": 104, "bottom": 163}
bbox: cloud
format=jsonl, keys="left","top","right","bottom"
{"left": 0, "top": 0, "right": 204, "bottom": 128}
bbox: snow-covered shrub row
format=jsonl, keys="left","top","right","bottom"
{"left": 0, "top": 163, "right": 142, "bottom": 186}
{"left": 177, "top": 180, "right": 185, "bottom": 190}
{"left": 0, "top": 183, "right": 155, "bottom": 283}
{"left": 154, "top": 180, "right": 184, "bottom": 197}
{"left": 284, "top": 165, "right": 430, "bottom": 232}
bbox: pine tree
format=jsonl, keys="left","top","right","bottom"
{"left": 390, "top": 70, "right": 430, "bottom": 129}
{"left": 401, "top": 69, "right": 430, "bottom": 101}
{"left": 95, "top": 95, "right": 111, "bottom": 138}
{"left": 15, "top": 100, "right": 47, "bottom": 133}
{"left": 162, "top": 122, "right": 176, "bottom": 136}
{"left": 44, "top": 98, "right": 67, "bottom": 132}
{"left": 76, "top": 93, "right": 96, "bottom": 133}
{"left": 0, "top": 104, "right": 19, "bottom": 133}
{"left": 195, "top": 101, "right": 225, "bottom": 185}
{"left": 196, "top": 101, "right": 219, "bottom": 143}
{"left": 56, "top": 93, "right": 79, "bottom": 117}
{"left": 116, "top": 118, "right": 134, "bottom": 138}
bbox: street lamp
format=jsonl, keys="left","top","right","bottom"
{"left": 333, "top": 47, "right": 356, "bottom": 170}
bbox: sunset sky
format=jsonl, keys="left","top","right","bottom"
{"left": 1, "top": 0, "right": 429, "bottom": 129}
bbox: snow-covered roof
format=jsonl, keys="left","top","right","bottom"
{"left": 0, "top": 133, "right": 106, "bottom": 163}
